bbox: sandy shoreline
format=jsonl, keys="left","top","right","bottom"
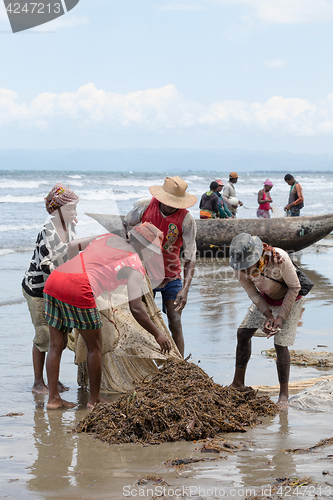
{"left": 1, "top": 242, "right": 333, "bottom": 499}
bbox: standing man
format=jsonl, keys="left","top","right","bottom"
{"left": 223, "top": 172, "right": 243, "bottom": 216}
{"left": 124, "top": 176, "right": 197, "bottom": 357}
{"left": 284, "top": 174, "right": 304, "bottom": 217}
{"left": 215, "top": 179, "right": 234, "bottom": 219}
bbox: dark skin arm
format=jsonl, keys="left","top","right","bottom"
{"left": 67, "top": 235, "right": 99, "bottom": 260}
{"left": 125, "top": 269, "right": 171, "bottom": 354}
{"left": 174, "top": 259, "right": 196, "bottom": 312}
{"left": 258, "top": 189, "right": 272, "bottom": 205}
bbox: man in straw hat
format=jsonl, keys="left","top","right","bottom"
{"left": 229, "top": 233, "right": 304, "bottom": 409}
{"left": 223, "top": 172, "right": 243, "bottom": 216}
{"left": 124, "top": 176, "right": 197, "bottom": 357}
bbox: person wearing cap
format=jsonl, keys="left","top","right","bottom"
{"left": 229, "top": 233, "right": 304, "bottom": 409}
{"left": 257, "top": 179, "right": 273, "bottom": 218}
{"left": 223, "top": 172, "right": 243, "bottom": 216}
{"left": 199, "top": 181, "right": 220, "bottom": 219}
{"left": 284, "top": 174, "right": 304, "bottom": 216}
{"left": 22, "top": 183, "right": 80, "bottom": 394}
{"left": 43, "top": 223, "right": 172, "bottom": 409}
{"left": 124, "top": 176, "right": 197, "bottom": 357}
{"left": 215, "top": 180, "right": 234, "bottom": 219}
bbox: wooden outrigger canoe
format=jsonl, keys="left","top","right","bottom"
{"left": 86, "top": 213, "right": 333, "bottom": 256}
{"left": 195, "top": 213, "right": 333, "bottom": 255}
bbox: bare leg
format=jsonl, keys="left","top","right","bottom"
{"left": 275, "top": 344, "right": 290, "bottom": 409}
{"left": 32, "top": 346, "right": 48, "bottom": 394}
{"left": 46, "top": 326, "right": 75, "bottom": 409}
{"left": 78, "top": 328, "right": 108, "bottom": 408}
{"left": 230, "top": 328, "right": 256, "bottom": 388}
{"left": 165, "top": 299, "right": 184, "bottom": 357}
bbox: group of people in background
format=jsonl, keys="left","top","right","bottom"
{"left": 199, "top": 172, "right": 243, "bottom": 219}
{"left": 200, "top": 172, "right": 304, "bottom": 219}
{"left": 22, "top": 173, "right": 306, "bottom": 411}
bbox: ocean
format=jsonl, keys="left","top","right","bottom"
{"left": 1, "top": 169, "right": 333, "bottom": 499}
{"left": 1, "top": 169, "right": 333, "bottom": 257}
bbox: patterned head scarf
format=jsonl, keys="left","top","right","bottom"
{"left": 255, "top": 242, "right": 284, "bottom": 273}
{"left": 45, "top": 183, "right": 79, "bottom": 215}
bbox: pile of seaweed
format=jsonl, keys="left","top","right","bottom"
{"left": 75, "top": 359, "right": 278, "bottom": 444}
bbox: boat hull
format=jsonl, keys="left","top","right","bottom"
{"left": 86, "top": 213, "right": 333, "bottom": 256}
{"left": 195, "top": 214, "right": 333, "bottom": 256}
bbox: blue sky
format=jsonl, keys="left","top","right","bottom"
{"left": 1, "top": 0, "right": 333, "bottom": 153}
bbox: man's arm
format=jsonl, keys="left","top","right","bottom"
{"left": 174, "top": 259, "right": 195, "bottom": 311}
{"left": 126, "top": 269, "right": 171, "bottom": 354}
{"left": 285, "top": 183, "right": 304, "bottom": 210}
{"left": 174, "top": 213, "right": 197, "bottom": 311}
{"left": 124, "top": 198, "right": 151, "bottom": 226}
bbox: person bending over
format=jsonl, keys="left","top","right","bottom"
{"left": 229, "top": 233, "right": 303, "bottom": 409}
{"left": 44, "top": 222, "right": 171, "bottom": 409}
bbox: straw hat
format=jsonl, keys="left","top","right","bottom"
{"left": 130, "top": 222, "right": 163, "bottom": 254}
{"left": 149, "top": 176, "right": 197, "bottom": 209}
{"left": 229, "top": 233, "right": 263, "bottom": 271}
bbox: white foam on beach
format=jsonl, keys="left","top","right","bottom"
{"left": 0, "top": 180, "right": 50, "bottom": 190}
{"left": 0, "top": 223, "right": 41, "bottom": 233}
{"left": 0, "top": 248, "right": 15, "bottom": 257}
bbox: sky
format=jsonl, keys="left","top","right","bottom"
{"left": 1, "top": 0, "right": 333, "bottom": 154}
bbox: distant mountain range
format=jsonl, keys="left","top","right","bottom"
{"left": 1, "top": 148, "right": 333, "bottom": 172}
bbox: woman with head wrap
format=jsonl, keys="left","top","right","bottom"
{"left": 22, "top": 183, "right": 80, "bottom": 394}
{"left": 257, "top": 179, "right": 273, "bottom": 218}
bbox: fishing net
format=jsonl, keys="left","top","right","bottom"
{"left": 74, "top": 277, "right": 182, "bottom": 393}
{"left": 75, "top": 359, "right": 278, "bottom": 444}
{"left": 289, "top": 380, "right": 333, "bottom": 412}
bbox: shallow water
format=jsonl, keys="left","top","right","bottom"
{"left": 1, "top": 245, "right": 333, "bottom": 499}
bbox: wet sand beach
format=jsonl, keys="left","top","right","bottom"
{"left": 1, "top": 243, "right": 333, "bottom": 499}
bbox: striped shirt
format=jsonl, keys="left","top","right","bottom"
{"left": 22, "top": 219, "right": 76, "bottom": 298}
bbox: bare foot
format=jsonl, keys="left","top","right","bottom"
{"left": 32, "top": 382, "right": 48, "bottom": 395}
{"left": 58, "top": 381, "right": 69, "bottom": 393}
{"left": 87, "top": 396, "right": 108, "bottom": 408}
{"left": 277, "top": 396, "right": 289, "bottom": 411}
{"left": 47, "top": 398, "right": 76, "bottom": 410}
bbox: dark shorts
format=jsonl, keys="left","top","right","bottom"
{"left": 153, "top": 279, "right": 183, "bottom": 314}
{"left": 44, "top": 293, "right": 102, "bottom": 333}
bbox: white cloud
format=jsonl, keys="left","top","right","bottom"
{"left": 1, "top": 83, "right": 333, "bottom": 137}
{"left": 264, "top": 59, "right": 286, "bottom": 69}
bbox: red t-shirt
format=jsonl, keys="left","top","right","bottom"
{"left": 44, "top": 234, "right": 145, "bottom": 308}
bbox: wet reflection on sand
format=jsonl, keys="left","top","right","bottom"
{"left": 1, "top": 246, "right": 333, "bottom": 499}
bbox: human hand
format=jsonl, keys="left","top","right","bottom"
{"left": 174, "top": 289, "right": 188, "bottom": 312}
{"left": 238, "top": 201, "right": 243, "bottom": 206}
{"left": 265, "top": 316, "right": 283, "bottom": 338}
{"left": 155, "top": 333, "right": 171, "bottom": 354}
